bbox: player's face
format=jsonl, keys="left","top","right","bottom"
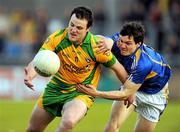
{"left": 68, "top": 14, "right": 90, "bottom": 44}
{"left": 117, "top": 35, "right": 140, "bottom": 56}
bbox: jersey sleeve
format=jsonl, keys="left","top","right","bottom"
{"left": 128, "top": 61, "right": 152, "bottom": 84}
{"left": 93, "top": 36, "right": 117, "bottom": 67}
{"left": 40, "top": 29, "right": 62, "bottom": 51}
{"left": 109, "top": 32, "right": 120, "bottom": 42}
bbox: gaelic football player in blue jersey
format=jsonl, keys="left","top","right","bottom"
{"left": 77, "top": 21, "right": 172, "bottom": 132}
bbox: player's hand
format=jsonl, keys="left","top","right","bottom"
{"left": 76, "top": 84, "right": 97, "bottom": 97}
{"left": 95, "top": 38, "right": 110, "bottom": 55}
{"left": 24, "top": 67, "right": 34, "bottom": 91}
{"left": 124, "top": 94, "right": 135, "bottom": 108}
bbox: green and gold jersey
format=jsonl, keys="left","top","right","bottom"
{"left": 40, "top": 28, "right": 116, "bottom": 90}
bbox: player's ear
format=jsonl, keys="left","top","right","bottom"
{"left": 136, "top": 42, "right": 141, "bottom": 47}
{"left": 86, "top": 26, "right": 90, "bottom": 32}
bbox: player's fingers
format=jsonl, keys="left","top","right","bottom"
{"left": 126, "top": 99, "right": 133, "bottom": 108}
{"left": 76, "top": 84, "right": 81, "bottom": 90}
{"left": 96, "top": 44, "right": 108, "bottom": 53}
{"left": 96, "top": 45, "right": 109, "bottom": 54}
{"left": 124, "top": 100, "right": 127, "bottom": 105}
{"left": 96, "top": 48, "right": 106, "bottom": 54}
{"left": 76, "top": 85, "right": 87, "bottom": 94}
{"left": 24, "top": 82, "right": 33, "bottom": 88}
{"left": 77, "top": 84, "right": 95, "bottom": 90}
{"left": 84, "top": 84, "right": 93, "bottom": 89}
{"left": 79, "top": 84, "right": 89, "bottom": 88}
{"left": 24, "top": 80, "right": 34, "bottom": 90}
{"left": 94, "top": 42, "right": 105, "bottom": 48}
{"left": 103, "top": 49, "right": 110, "bottom": 55}
{"left": 126, "top": 103, "right": 131, "bottom": 108}
{"left": 94, "top": 44, "right": 103, "bottom": 50}
{"left": 96, "top": 39, "right": 104, "bottom": 44}
{"left": 126, "top": 100, "right": 131, "bottom": 108}
{"left": 76, "top": 84, "right": 85, "bottom": 91}
{"left": 28, "top": 86, "right": 35, "bottom": 91}
{"left": 94, "top": 45, "right": 103, "bottom": 50}
{"left": 24, "top": 68, "right": 28, "bottom": 75}
{"left": 77, "top": 84, "right": 84, "bottom": 88}
{"left": 25, "top": 84, "right": 34, "bottom": 91}
{"left": 28, "top": 84, "right": 34, "bottom": 91}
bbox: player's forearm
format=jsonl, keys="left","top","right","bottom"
{"left": 96, "top": 80, "right": 141, "bottom": 100}
{"left": 111, "top": 61, "right": 128, "bottom": 84}
{"left": 115, "top": 65, "right": 128, "bottom": 84}
{"left": 96, "top": 90, "right": 128, "bottom": 100}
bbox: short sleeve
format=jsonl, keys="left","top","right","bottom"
{"left": 93, "top": 36, "right": 117, "bottom": 67}
{"left": 128, "top": 63, "right": 152, "bottom": 84}
{"left": 41, "top": 30, "right": 61, "bottom": 51}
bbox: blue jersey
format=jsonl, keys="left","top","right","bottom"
{"left": 110, "top": 33, "right": 172, "bottom": 94}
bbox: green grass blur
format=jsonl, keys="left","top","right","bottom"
{"left": 0, "top": 99, "right": 179, "bottom": 132}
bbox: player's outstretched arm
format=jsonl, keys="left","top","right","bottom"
{"left": 76, "top": 80, "right": 141, "bottom": 101}
{"left": 24, "top": 61, "right": 38, "bottom": 90}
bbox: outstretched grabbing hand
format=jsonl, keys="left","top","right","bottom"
{"left": 124, "top": 94, "right": 136, "bottom": 108}
{"left": 95, "top": 35, "right": 113, "bottom": 55}
{"left": 24, "top": 67, "right": 34, "bottom": 91}
{"left": 76, "top": 84, "right": 97, "bottom": 97}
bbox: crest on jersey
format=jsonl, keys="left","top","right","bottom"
{"left": 85, "top": 58, "right": 91, "bottom": 63}
{"left": 77, "top": 51, "right": 81, "bottom": 55}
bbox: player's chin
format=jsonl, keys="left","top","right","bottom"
{"left": 69, "top": 36, "right": 77, "bottom": 42}
{"left": 121, "top": 51, "right": 129, "bottom": 56}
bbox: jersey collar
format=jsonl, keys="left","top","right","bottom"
{"left": 126, "top": 44, "right": 143, "bottom": 59}
{"left": 65, "top": 30, "right": 91, "bottom": 47}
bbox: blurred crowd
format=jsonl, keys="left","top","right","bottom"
{"left": 0, "top": 6, "right": 64, "bottom": 60}
{"left": 0, "top": 0, "right": 179, "bottom": 65}
{"left": 94, "top": 0, "right": 180, "bottom": 56}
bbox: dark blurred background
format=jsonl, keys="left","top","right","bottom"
{"left": 0, "top": 0, "right": 179, "bottom": 101}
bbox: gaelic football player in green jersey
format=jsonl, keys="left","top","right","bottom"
{"left": 24, "top": 6, "right": 128, "bottom": 132}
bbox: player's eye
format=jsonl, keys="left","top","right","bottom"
{"left": 76, "top": 26, "right": 83, "bottom": 30}
{"left": 125, "top": 42, "right": 132, "bottom": 46}
{"left": 70, "top": 23, "right": 74, "bottom": 27}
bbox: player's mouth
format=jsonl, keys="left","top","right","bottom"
{"left": 120, "top": 48, "right": 127, "bottom": 52}
{"left": 120, "top": 50, "right": 128, "bottom": 55}
{"left": 70, "top": 33, "right": 77, "bottom": 38}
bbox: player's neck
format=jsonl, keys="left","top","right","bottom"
{"left": 74, "top": 42, "right": 82, "bottom": 46}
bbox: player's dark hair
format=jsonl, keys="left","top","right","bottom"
{"left": 120, "top": 21, "right": 145, "bottom": 44}
{"left": 71, "top": 6, "right": 93, "bottom": 28}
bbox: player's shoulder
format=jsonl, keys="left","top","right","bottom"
{"left": 49, "top": 28, "right": 68, "bottom": 44}
{"left": 43, "top": 28, "right": 68, "bottom": 49}
{"left": 50, "top": 28, "right": 67, "bottom": 38}
{"left": 140, "top": 44, "right": 164, "bottom": 63}
{"left": 109, "top": 32, "right": 120, "bottom": 42}
{"left": 135, "top": 45, "right": 153, "bottom": 70}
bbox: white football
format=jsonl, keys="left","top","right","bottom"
{"left": 33, "top": 50, "right": 60, "bottom": 77}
